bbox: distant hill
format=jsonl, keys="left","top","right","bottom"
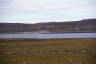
{"left": 0, "top": 18, "right": 96, "bottom": 33}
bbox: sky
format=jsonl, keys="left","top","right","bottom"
{"left": 0, "top": 0, "right": 96, "bottom": 23}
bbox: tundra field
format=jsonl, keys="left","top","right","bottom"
{"left": 0, "top": 38, "right": 96, "bottom": 64}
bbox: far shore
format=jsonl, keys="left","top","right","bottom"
{"left": 0, "top": 32, "right": 96, "bottom": 34}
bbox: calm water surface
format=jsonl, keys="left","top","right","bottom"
{"left": 0, "top": 33, "right": 96, "bottom": 38}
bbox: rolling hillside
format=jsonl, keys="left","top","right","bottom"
{"left": 0, "top": 19, "right": 96, "bottom": 33}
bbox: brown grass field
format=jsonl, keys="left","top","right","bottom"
{"left": 0, "top": 38, "right": 96, "bottom": 64}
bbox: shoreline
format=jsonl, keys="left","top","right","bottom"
{"left": 0, "top": 32, "right": 96, "bottom": 34}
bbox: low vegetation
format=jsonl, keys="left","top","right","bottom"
{"left": 0, "top": 38, "right": 96, "bottom": 64}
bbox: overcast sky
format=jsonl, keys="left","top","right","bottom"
{"left": 0, "top": 0, "right": 96, "bottom": 23}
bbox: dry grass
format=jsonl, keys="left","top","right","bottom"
{"left": 0, "top": 38, "right": 96, "bottom": 64}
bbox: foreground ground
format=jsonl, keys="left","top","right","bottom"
{"left": 0, "top": 38, "right": 96, "bottom": 64}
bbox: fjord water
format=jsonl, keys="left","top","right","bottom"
{"left": 0, "top": 33, "right": 96, "bottom": 38}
